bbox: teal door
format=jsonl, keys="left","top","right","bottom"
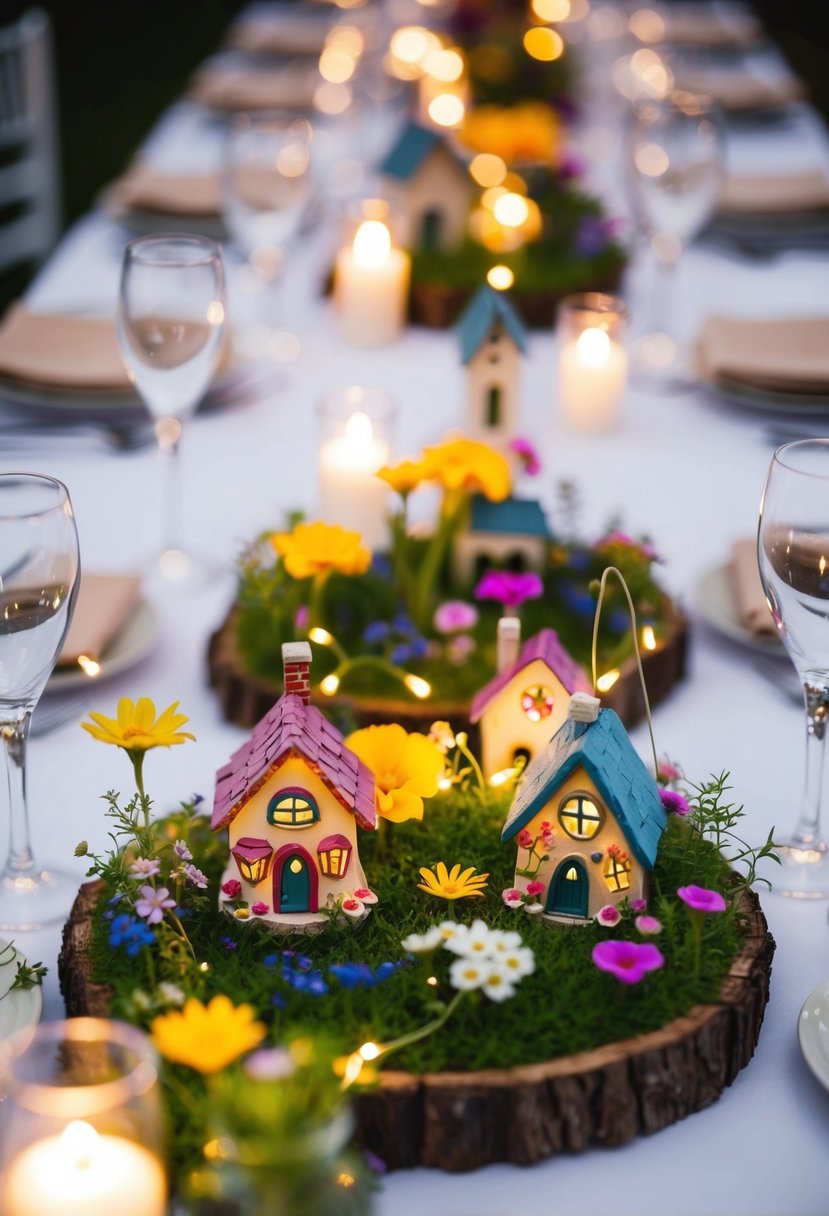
{"left": 278, "top": 853, "right": 311, "bottom": 913}
{"left": 547, "top": 858, "right": 588, "bottom": 917}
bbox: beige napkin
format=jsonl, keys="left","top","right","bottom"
{"left": 108, "top": 163, "right": 222, "bottom": 217}
{"left": 729, "top": 539, "right": 775, "bottom": 636}
{"left": 227, "top": 12, "right": 331, "bottom": 56}
{"left": 719, "top": 170, "right": 829, "bottom": 215}
{"left": 0, "top": 304, "right": 130, "bottom": 392}
{"left": 58, "top": 574, "right": 141, "bottom": 668}
{"left": 698, "top": 315, "right": 829, "bottom": 394}
{"left": 189, "top": 63, "right": 319, "bottom": 112}
{"left": 677, "top": 69, "right": 804, "bottom": 111}
{"left": 657, "top": 6, "right": 762, "bottom": 46}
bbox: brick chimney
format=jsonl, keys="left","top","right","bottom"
{"left": 497, "top": 615, "right": 521, "bottom": 674}
{"left": 282, "top": 641, "right": 312, "bottom": 705}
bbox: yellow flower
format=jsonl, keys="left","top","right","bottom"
{"left": 83, "top": 698, "right": 195, "bottom": 753}
{"left": 417, "top": 862, "right": 489, "bottom": 901}
{"left": 377, "top": 458, "right": 429, "bottom": 496}
{"left": 421, "top": 437, "right": 511, "bottom": 502}
{"left": 461, "top": 102, "right": 561, "bottom": 164}
{"left": 345, "top": 723, "right": 444, "bottom": 824}
{"left": 272, "top": 520, "right": 371, "bottom": 580}
{"left": 151, "top": 995, "right": 266, "bottom": 1074}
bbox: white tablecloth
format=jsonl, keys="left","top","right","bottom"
{"left": 5, "top": 18, "right": 829, "bottom": 1216}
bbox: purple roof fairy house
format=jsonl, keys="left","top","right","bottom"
{"left": 470, "top": 620, "right": 592, "bottom": 779}
{"left": 212, "top": 642, "right": 376, "bottom": 932}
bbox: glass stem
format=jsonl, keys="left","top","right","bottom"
{"left": 2, "top": 713, "right": 34, "bottom": 877}
{"left": 156, "top": 417, "right": 183, "bottom": 556}
{"left": 652, "top": 252, "right": 679, "bottom": 342}
{"left": 792, "top": 683, "right": 829, "bottom": 846}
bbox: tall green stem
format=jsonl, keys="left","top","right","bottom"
{"left": 411, "top": 495, "right": 466, "bottom": 632}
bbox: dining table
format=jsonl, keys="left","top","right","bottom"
{"left": 3, "top": 3, "right": 829, "bottom": 1213}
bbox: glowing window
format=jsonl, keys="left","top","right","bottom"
{"left": 558, "top": 793, "right": 604, "bottom": 840}
{"left": 267, "top": 789, "right": 320, "bottom": 829}
{"left": 604, "top": 852, "right": 631, "bottom": 892}
{"left": 521, "top": 684, "right": 555, "bottom": 722}
{"left": 317, "top": 833, "right": 352, "bottom": 878}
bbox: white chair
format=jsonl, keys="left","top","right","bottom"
{"left": 0, "top": 7, "right": 61, "bottom": 275}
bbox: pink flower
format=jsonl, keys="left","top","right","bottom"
{"left": 222, "top": 879, "right": 242, "bottom": 900}
{"left": 474, "top": 569, "right": 544, "bottom": 609}
{"left": 599, "top": 531, "right": 659, "bottom": 560}
{"left": 352, "top": 887, "right": 378, "bottom": 905}
{"left": 677, "top": 885, "right": 726, "bottom": 914}
{"left": 502, "top": 887, "right": 525, "bottom": 909}
{"left": 592, "top": 940, "right": 665, "bottom": 984}
{"left": 251, "top": 901, "right": 269, "bottom": 916}
{"left": 173, "top": 840, "right": 192, "bottom": 861}
{"left": 135, "top": 885, "right": 175, "bottom": 925}
{"left": 635, "top": 915, "right": 662, "bottom": 935}
{"left": 660, "top": 789, "right": 691, "bottom": 817}
{"left": 509, "top": 436, "right": 541, "bottom": 476}
{"left": 596, "top": 904, "right": 621, "bottom": 927}
{"left": 657, "top": 758, "right": 682, "bottom": 785}
{"left": 129, "top": 857, "right": 160, "bottom": 879}
{"left": 340, "top": 896, "right": 365, "bottom": 918}
{"left": 433, "top": 600, "right": 479, "bottom": 634}
{"left": 526, "top": 880, "right": 545, "bottom": 897}
{"left": 629, "top": 897, "right": 647, "bottom": 913}
{"left": 245, "top": 1048, "right": 295, "bottom": 1080}
{"left": 516, "top": 828, "right": 533, "bottom": 848}
{"left": 183, "top": 863, "right": 208, "bottom": 888}
{"left": 294, "top": 604, "right": 310, "bottom": 631}
{"left": 447, "top": 634, "right": 475, "bottom": 665}
{"left": 541, "top": 829, "right": 557, "bottom": 850}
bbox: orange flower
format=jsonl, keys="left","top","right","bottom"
{"left": 272, "top": 520, "right": 371, "bottom": 580}
{"left": 377, "top": 458, "right": 429, "bottom": 496}
{"left": 421, "top": 436, "right": 511, "bottom": 502}
{"left": 461, "top": 102, "right": 561, "bottom": 165}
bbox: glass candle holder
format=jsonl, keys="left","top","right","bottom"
{"left": 333, "top": 199, "right": 411, "bottom": 347}
{"left": 317, "top": 386, "right": 397, "bottom": 551}
{"left": 557, "top": 292, "right": 628, "bottom": 432}
{"left": 0, "top": 1019, "right": 167, "bottom": 1216}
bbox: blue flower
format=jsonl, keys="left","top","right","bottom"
{"left": 289, "top": 969, "right": 329, "bottom": 997}
{"left": 608, "top": 608, "right": 629, "bottom": 634}
{"left": 371, "top": 554, "right": 392, "bottom": 580}
{"left": 329, "top": 959, "right": 403, "bottom": 989}
{"left": 575, "top": 215, "right": 610, "bottom": 257}
{"left": 220, "top": 936, "right": 238, "bottom": 951}
{"left": 109, "top": 914, "right": 154, "bottom": 957}
{"left": 568, "top": 550, "right": 591, "bottom": 572}
{"left": 272, "top": 992, "right": 287, "bottom": 1009}
{"left": 363, "top": 620, "right": 391, "bottom": 645}
{"left": 390, "top": 643, "right": 412, "bottom": 666}
{"left": 409, "top": 637, "right": 430, "bottom": 660}
{"left": 263, "top": 953, "right": 279, "bottom": 968}
{"left": 392, "top": 613, "right": 416, "bottom": 638}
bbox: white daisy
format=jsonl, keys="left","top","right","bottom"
{"left": 401, "top": 926, "right": 443, "bottom": 954}
{"left": 488, "top": 928, "right": 523, "bottom": 955}
{"left": 445, "top": 919, "right": 494, "bottom": 958}
{"left": 449, "top": 957, "right": 487, "bottom": 991}
{"left": 482, "top": 966, "right": 517, "bottom": 1003}
{"left": 498, "top": 947, "right": 536, "bottom": 980}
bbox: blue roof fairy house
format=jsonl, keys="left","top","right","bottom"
{"left": 379, "top": 119, "right": 471, "bottom": 252}
{"left": 502, "top": 693, "right": 667, "bottom": 923}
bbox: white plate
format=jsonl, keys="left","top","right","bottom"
{"left": 699, "top": 370, "right": 829, "bottom": 416}
{"left": 0, "top": 939, "right": 43, "bottom": 1039}
{"left": 694, "top": 561, "right": 783, "bottom": 654}
{"left": 48, "top": 599, "right": 159, "bottom": 691}
{"left": 798, "top": 979, "right": 829, "bottom": 1091}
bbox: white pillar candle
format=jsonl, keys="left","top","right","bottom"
{"left": 334, "top": 220, "right": 411, "bottom": 347}
{"left": 558, "top": 324, "right": 628, "bottom": 432}
{"left": 4, "top": 1120, "right": 167, "bottom": 1216}
{"left": 318, "top": 409, "right": 391, "bottom": 549}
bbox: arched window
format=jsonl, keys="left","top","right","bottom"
{"left": 558, "top": 792, "right": 604, "bottom": 840}
{"left": 603, "top": 850, "right": 631, "bottom": 892}
{"left": 267, "top": 788, "right": 319, "bottom": 829}
{"left": 486, "top": 384, "right": 502, "bottom": 427}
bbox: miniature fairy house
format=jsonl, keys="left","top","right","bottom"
{"left": 458, "top": 286, "right": 526, "bottom": 450}
{"left": 471, "top": 621, "right": 592, "bottom": 778}
{"left": 501, "top": 693, "right": 667, "bottom": 923}
{"left": 379, "top": 120, "right": 471, "bottom": 252}
{"left": 453, "top": 495, "right": 550, "bottom": 584}
{"left": 212, "top": 642, "right": 376, "bottom": 931}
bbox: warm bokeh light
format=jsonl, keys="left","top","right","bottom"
{"left": 320, "top": 674, "right": 340, "bottom": 696}
{"left": 427, "top": 93, "right": 466, "bottom": 127}
{"left": 319, "top": 47, "right": 356, "bottom": 83}
{"left": 403, "top": 673, "right": 432, "bottom": 699}
{"left": 308, "top": 627, "right": 334, "bottom": 646}
{"left": 77, "top": 654, "right": 101, "bottom": 677}
{"left": 313, "top": 81, "right": 352, "bottom": 115}
{"left": 326, "top": 25, "right": 365, "bottom": 57}
{"left": 628, "top": 7, "right": 666, "bottom": 42}
{"left": 469, "top": 153, "right": 507, "bottom": 187}
{"left": 424, "top": 47, "right": 465, "bottom": 82}
{"left": 493, "top": 192, "right": 530, "bottom": 227}
{"left": 353, "top": 220, "right": 392, "bottom": 268}
{"left": 359, "top": 1041, "right": 382, "bottom": 1061}
{"left": 596, "top": 669, "right": 620, "bottom": 692}
{"left": 576, "top": 327, "right": 611, "bottom": 367}
{"left": 634, "top": 141, "right": 669, "bottom": 176}
{"left": 524, "top": 26, "right": 565, "bottom": 61}
{"left": 531, "top": 0, "right": 572, "bottom": 20}
{"left": 641, "top": 624, "right": 657, "bottom": 651}
{"left": 487, "top": 264, "right": 515, "bottom": 290}
{"left": 631, "top": 48, "right": 672, "bottom": 95}
{"left": 390, "top": 25, "right": 439, "bottom": 66}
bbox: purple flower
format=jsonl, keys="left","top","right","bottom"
{"left": 363, "top": 620, "right": 391, "bottom": 645}
{"left": 173, "top": 840, "right": 192, "bottom": 861}
{"left": 294, "top": 604, "right": 310, "bottom": 631}
{"left": 629, "top": 897, "right": 647, "bottom": 913}
{"left": 509, "top": 436, "right": 542, "bottom": 476}
{"left": 660, "top": 789, "right": 691, "bottom": 817}
{"left": 245, "top": 1048, "right": 295, "bottom": 1080}
{"left": 559, "top": 150, "right": 587, "bottom": 181}
{"left": 575, "top": 215, "right": 611, "bottom": 256}
{"left": 474, "top": 570, "right": 544, "bottom": 609}
{"left": 433, "top": 600, "right": 479, "bottom": 634}
{"left": 134, "top": 885, "right": 176, "bottom": 925}
{"left": 129, "top": 857, "right": 160, "bottom": 879}
{"left": 635, "top": 915, "right": 663, "bottom": 935}
{"left": 677, "top": 885, "right": 727, "bottom": 914}
{"left": 183, "top": 863, "right": 208, "bottom": 889}
{"left": 596, "top": 904, "right": 622, "bottom": 927}
{"left": 592, "top": 940, "right": 665, "bottom": 984}
{"left": 220, "top": 936, "right": 238, "bottom": 951}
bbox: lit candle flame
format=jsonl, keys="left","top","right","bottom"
{"left": 576, "top": 327, "right": 611, "bottom": 368}
{"left": 353, "top": 220, "right": 391, "bottom": 269}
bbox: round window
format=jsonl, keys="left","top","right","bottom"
{"left": 520, "top": 684, "right": 555, "bottom": 722}
{"left": 558, "top": 793, "right": 604, "bottom": 840}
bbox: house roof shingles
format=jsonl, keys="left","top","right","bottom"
{"left": 469, "top": 494, "right": 550, "bottom": 538}
{"left": 470, "top": 628, "right": 591, "bottom": 723}
{"left": 457, "top": 285, "right": 528, "bottom": 364}
{"left": 501, "top": 707, "right": 667, "bottom": 870}
{"left": 212, "top": 694, "right": 376, "bottom": 833}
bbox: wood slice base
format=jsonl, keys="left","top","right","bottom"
{"left": 59, "top": 883, "right": 772, "bottom": 1173}
{"left": 207, "top": 602, "right": 688, "bottom": 733}
{"left": 408, "top": 268, "right": 625, "bottom": 330}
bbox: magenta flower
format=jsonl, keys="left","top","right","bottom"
{"left": 433, "top": 600, "right": 479, "bottom": 634}
{"left": 509, "top": 436, "right": 541, "bottom": 476}
{"left": 222, "top": 879, "right": 242, "bottom": 900}
{"left": 516, "top": 828, "right": 533, "bottom": 848}
{"left": 677, "top": 885, "right": 726, "bottom": 914}
{"left": 660, "top": 789, "right": 691, "bottom": 817}
{"left": 596, "top": 904, "right": 621, "bottom": 927}
{"left": 526, "top": 880, "right": 545, "bottom": 897}
{"left": 502, "top": 887, "right": 525, "bottom": 908}
{"left": 635, "top": 915, "right": 662, "bottom": 935}
{"left": 629, "top": 897, "right": 647, "bottom": 913}
{"left": 294, "top": 604, "right": 310, "bottom": 631}
{"left": 129, "top": 857, "right": 160, "bottom": 879}
{"left": 592, "top": 940, "right": 665, "bottom": 984}
{"left": 173, "top": 840, "right": 193, "bottom": 861}
{"left": 251, "top": 901, "right": 269, "bottom": 916}
{"left": 183, "top": 863, "right": 208, "bottom": 889}
{"left": 135, "top": 885, "right": 176, "bottom": 925}
{"left": 657, "top": 758, "right": 682, "bottom": 785}
{"left": 474, "top": 570, "right": 544, "bottom": 609}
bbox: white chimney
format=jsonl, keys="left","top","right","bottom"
{"left": 497, "top": 615, "right": 521, "bottom": 674}
{"left": 568, "top": 692, "right": 601, "bottom": 723}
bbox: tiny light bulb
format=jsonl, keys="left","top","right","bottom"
{"left": 308, "top": 627, "right": 334, "bottom": 645}
{"left": 320, "top": 674, "right": 340, "bottom": 696}
{"left": 596, "top": 669, "right": 620, "bottom": 692}
{"left": 576, "top": 327, "right": 611, "bottom": 368}
{"left": 641, "top": 624, "right": 657, "bottom": 651}
{"left": 403, "top": 673, "right": 432, "bottom": 699}
{"left": 359, "top": 1041, "right": 381, "bottom": 1061}
{"left": 353, "top": 220, "right": 391, "bottom": 269}
{"left": 487, "top": 264, "right": 514, "bottom": 290}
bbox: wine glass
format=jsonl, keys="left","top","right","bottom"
{"left": 118, "top": 234, "right": 226, "bottom": 590}
{"left": 758, "top": 439, "right": 829, "bottom": 898}
{"left": 0, "top": 474, "right": 80, "bottom": 931}
{"left": 222, "top": 111, "right": 313, "bottom": 362}
{"left": 626, "top": 89, "right": 724, "bottom": 390}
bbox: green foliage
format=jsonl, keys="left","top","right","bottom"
{"left": 0, "top": 940, "right": 46, "bottom": 998}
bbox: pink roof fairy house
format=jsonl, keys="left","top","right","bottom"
{"left": 470, "top": 621, "right": 592, "bottom": 779}
{"left": 212, "top": 642, "right": 377, "bottom": 932}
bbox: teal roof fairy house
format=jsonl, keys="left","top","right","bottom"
{"left": 457, "top": 285, "right": 528, "bottom": 366}
{"left": 379, "top": 120, "right": 471, "bottom": 252}
{"left": 502, "top": 695, "right": 667, "bottom": 923}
